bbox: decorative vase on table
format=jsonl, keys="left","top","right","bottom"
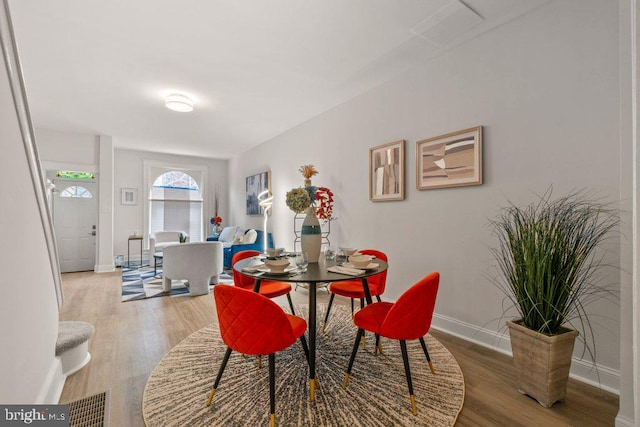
{"left": 301, "top": 206, "right": 322, "bottom": 263}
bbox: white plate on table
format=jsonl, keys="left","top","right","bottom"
{"left": 343, "top": 262, "right": 379, "bottom": 270}
{"left": 257, "top": 265, "right": 297, "bottom": 275}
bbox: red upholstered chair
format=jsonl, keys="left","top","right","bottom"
{"left": 207, "top": 285, "right": 309, "bottom": 427}
{"left": 343, "top": 272, "right": 440, "bottom": 416}
{"left": 232, "top": 250, "right": 296, "bottom": 315}
{"left": 322, "top": 249, "right": 388, "bottom": 332}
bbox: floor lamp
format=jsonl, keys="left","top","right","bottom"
{"left": 258, "top": 190, "right": 273, "bottom": 253}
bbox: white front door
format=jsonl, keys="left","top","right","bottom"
{"left": 53, "top": 181, "right": 97, "bottom": 272}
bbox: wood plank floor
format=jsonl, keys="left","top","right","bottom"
{"left": 59, "top": 270, "right": 619, "bottom": 426}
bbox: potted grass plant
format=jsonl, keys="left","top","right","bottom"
{"left": 490, "top": 190, "right": 618, "bottom": 407}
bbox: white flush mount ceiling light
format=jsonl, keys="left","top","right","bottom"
{"left": 165, "top": 93, "right": 194, "bottom": 112}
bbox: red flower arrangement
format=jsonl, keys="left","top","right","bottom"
{"left": 210, "top": 216, "right": 222, "bottom": 225}
{"left": 315, "top": 187, "right": 334, "bottom": 220}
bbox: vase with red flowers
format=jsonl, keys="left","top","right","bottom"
{"left": 210, "top": 216, "right": 223, "bottom": 236}
{"left": 286, "top": 165, "right": 335, "bottom": 262}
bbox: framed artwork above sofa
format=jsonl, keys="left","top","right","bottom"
{"left": 246, "top": 171, "right": 270, "bottom": 215}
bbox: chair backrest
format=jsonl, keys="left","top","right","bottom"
{"left": 214, "top": 285, "right": 296, "bottom": 355}
{"left": 163, "top": 241, "right": 223, "bottom": 277}
{"left": 359, "top": 249, "right": 388, "bottom": 295}
{"left": 232, "top": 250, "right": 263, "bottom": 289}
{"left": 380, "top": 272, "right": 439, "bottom": 340}
{"left": 152, "top": 231, "right": 185, "bottom": 244}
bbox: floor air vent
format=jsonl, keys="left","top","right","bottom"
{"left": 65, "top": 390, "right": 110, "bottom": 427}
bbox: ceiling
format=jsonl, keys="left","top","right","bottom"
{"left": 8, "top": 0, "right": 549, "bottom": 159}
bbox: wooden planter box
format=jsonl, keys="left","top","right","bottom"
{"left": 506, "top": 320, "right": 578, "bottom": 407}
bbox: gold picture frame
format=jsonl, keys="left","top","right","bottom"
{"left": 416, "top": 126, "right": 483, "bottom": 190}
{"left": 369, "top": 139, "right": 405, "bottom": 201}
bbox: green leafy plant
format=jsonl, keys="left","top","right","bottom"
{"left": 490, "top": 190, "right": 619, "bottom": 336}
{"left": 179, "top": 233, "right": 187, "bottom": 243}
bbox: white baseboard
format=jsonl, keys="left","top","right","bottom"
{"left": 568, "top": 356, "right": 620, "bottom": 394}
{"left": 431, "top": 313, "right": 513, "bottom": 355}
{"left": 36, "top": 357, "right": 65, "bottom": 404}
{"left": 615, "top": 414, "right": 635, "bottom": 427}
{"left": 95, "top": 263, "right": 115, "bottom": 273}
{"left": 431, "top": 313, "right": 620, "bottom": 394}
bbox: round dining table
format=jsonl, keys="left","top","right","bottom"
{"left": 233, "top": 255, "right": 389, "bottom": 401}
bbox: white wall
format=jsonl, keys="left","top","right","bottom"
{"left": 36, "top": 128, "right": 98, "bottom": 170}
{"left": 97, "top": 136, "right": 114, "bottom": 272}
{"left": 0, "top": 22, "right": 61, "bottom": 402}
{"left": 229, "top": 0, "right": 623, "bottom": 390}
{"left": 113, "top": 148, "right": 229, "bottom": 259}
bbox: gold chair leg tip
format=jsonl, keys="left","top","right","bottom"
{"left": 206, "top": 389, "right": 216, "bottom": 407}
{"left": 428, "top": 361, "right": 436, "bottom": 375}
{"left": 310, "top": 378, "right": 316, "bottom": 401}
{"left": 410, "top": 395, "right": 417, "bottom": 415}
{"left": 374, "top": 343, "right": 382, "bottom": 356}
{"left": 270, "top": 413, "right": 275, "bottom": 427}
{"left": 342, "top": 374, "right": 349, "bottom": 389}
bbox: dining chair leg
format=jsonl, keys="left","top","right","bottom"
{"left": 207, "top": 347, "right": 233, "bottom": 406}
{"left": 419, "top": 337, "right": 436, "bottom": 375}
{"left": 350, "top": 298, "right": 355, "bottom": 318}
{"left": 322, "top": 293, "right": 335, "bottom": 333}
{"left": 359, "top": 299, "right": 367, "bottom": 348}
{"left": 375, "top": 295, "right": 382, "bottom": 302}
{"left": 258, "top": 355, "right": 262, "bottom": 368}
{"left": 343, "top": 328, "right": 364, "bottom": 389}
{"left": 268, "top": 353, "right": 276, "bottom": 427}
{"left": 374, "top": 335, "right": 381, "bottom": 356}
{"left": 299, "top": 333, "right": 310, "bottom": 361}
{"left": 400, "top": 340, "right": 417, "bottom": 415}
{"left": 286, "top": 293, "right": 296, "bottom": 315}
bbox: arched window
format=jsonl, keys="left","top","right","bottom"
{"left": 59, "top": 186, "right": 93, "bottom": 198}
{"left": 149, "top": 171, "right": 203, "bottom": 241}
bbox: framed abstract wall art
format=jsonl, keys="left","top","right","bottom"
{"left": 246, "top": 171, "right": 271, "bottom": 215}
{"left": 369, "top": 139, "right": 405, "bottom": 201}
{"left": 121, "top": 188, "right": 138, "bottom": 205}
{"left": 416, "top": 126, "right": 482, "bottom": 190}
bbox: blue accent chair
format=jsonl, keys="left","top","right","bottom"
{"left": 207, "top": 229, "right": 274, "bottom": 268}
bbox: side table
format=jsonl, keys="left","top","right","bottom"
{"left": 127, "top": 236, "right": 143, "bottom": 268}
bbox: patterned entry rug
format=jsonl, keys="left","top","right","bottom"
{"left": 121, "top": 265, "right": 233, "bottom": 302}
{"left": 143, "top": 304, "right": 465, "bottom": 426}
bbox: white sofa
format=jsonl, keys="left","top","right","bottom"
{"left": 149, "top": 231, "right": 188, "bottom": 266}
{"left": 162, "top": 241, "right": 223, "bottom": 296}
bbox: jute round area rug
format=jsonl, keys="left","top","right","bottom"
{"left": 143, "top": 304, "right": 464, "bottom": 426}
